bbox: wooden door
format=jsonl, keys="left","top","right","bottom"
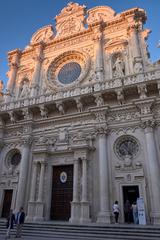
{"left": 1, "top": 190, "right": 13, "bottom": 218}
{"left": 50, "top": 165, "right": 73, "bottom": 220}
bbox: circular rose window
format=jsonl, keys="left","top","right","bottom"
{"left": 58, "top": 62, "right": 81, "bottom": 84}
{"left": 114, "top": 135, "right": 140, "bottom": 160}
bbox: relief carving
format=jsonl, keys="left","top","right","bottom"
{"left": 30, "top": 25, "right": 54, "bottom": 44}
{"left": 87, "top": 6, "right": 115, "bottom": 25}
{"left": 55, "top": 2, "right": 86, "bottom": 38}
{"left": 112, "top": 55, "right": 125, "bottom": 78}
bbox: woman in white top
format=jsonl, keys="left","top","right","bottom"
{"left": 113, "top": 200, "right": 120, "bottom": 223}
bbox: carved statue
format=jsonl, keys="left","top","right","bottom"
{"left": 57, "top": 103, "right": 65, "bottom": 115}
{"left": 76, "top": 98, "right": 83, "bottom": 112}
{"left": 113, "top": 56, "right": 125, "bottom": 77}
{"left": 40, "top": 105, "right": 48, "bottom": 118}
{"left": 19, "top": 80, "right": 29, "bottom": 98}
{"left": 95, "top": 95, "right": 104, "bottom": 107}
{"left": 134, "top": 60, "right": 143, "bottom": 74}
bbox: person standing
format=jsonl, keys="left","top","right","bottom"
{"left": 15, "top": 207, "right": 25, "bottom": 238}
{"left": 5, "top": 209, "right": 15, "bottom": 239}
{"left": 132, "top": 202, "right": 139, "bottom": 224}
{"left": 124, "top": 200, "right": 131, "bottom": 223}
{"left": 113, "top": 200, "right": 120, "bottom": 223}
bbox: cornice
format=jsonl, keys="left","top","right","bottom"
{"left": 45, "top": 28, "right": 92, "bottom": 48}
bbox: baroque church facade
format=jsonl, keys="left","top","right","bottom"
{"left": 0, "top": 2, "right": 160, "bottom": 224}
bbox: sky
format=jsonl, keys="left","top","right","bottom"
{"left": 0, "top": 0, "right": 159, "bottom": 86}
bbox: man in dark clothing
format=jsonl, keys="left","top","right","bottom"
{"left": 15, "top": 207, "right": 25, "bottom": 238}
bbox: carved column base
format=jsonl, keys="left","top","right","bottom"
{"left": 26, "top": 201, "right": 36, "bottom": 222}
{"left": 33, "top": 201, "right": 44, "bottom": 222}
{"left": 80, "top": 201, "right": 91, "bottom": 223}
{"left": 150, "top": 212, "right": 160, "bottom": 225}
{"left": 69, "top": 201, "right": 81, "bottom": 223}
{"left": 97, "top": 211, "right": 111, "bottom": 224}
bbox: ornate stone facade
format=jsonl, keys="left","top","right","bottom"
{"left": 0, "top": 3, "right": 160, "bottom": 224}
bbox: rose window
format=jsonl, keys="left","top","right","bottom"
{"left": 114, "top": 135, "right": 140, "bottom": 160}
{"left": 58, "top": 62, "right": 81, "bottom": 84}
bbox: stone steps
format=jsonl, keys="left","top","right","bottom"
{"left": 0, "top": 219, "right": 160, "bottom": 240}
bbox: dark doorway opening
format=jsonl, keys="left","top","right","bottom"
{"left": 123, "top": 185, "right": 139, "bottom": 223}
{"left": 1, "top": 190, "right": 13, "bottom": 218}
{"left": 50, "top": 165, "right": 73, "bottom": 221}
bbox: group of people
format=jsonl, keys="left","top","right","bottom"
{"left": 113, "top": 200, "right": 139, "bottom": 224}
{"left": 5, "top": 207, "right": 25, "bottom": 239}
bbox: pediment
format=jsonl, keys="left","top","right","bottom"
{"left": 87, "top": 6, "right": 116, "bottom": 25}
{"left": 30, "top": 25, "right": 54, "bottom": 45}
{"left": 106, "top": 38, "right": 128, "bottom": 48}
{"left": 55, "top": 2, "right": 86, "bottom": 38}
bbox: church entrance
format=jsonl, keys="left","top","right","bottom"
{"left": 50, "top": 165, "right": 73, "bottom": 220}
{"left": 123, "top": 185, "right": 139, "bottom": 223}
{"left": 1, "top": 189, "right": 13, "bottom": 218}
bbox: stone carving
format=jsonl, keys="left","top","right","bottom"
{"left": 30, "top": 25, "right": 54, "bottom": 44}
{"left": 95, "top": 95, "right": 104, "bottom": 107}
{"left": 56, "top": 102, "right": 65, "bottom": 115}
{"left": 9, "top": 111, "right": 16, "bottom": 124}
{"left": 113, "top": 56, "right": 125, "bottom": 78}
{"left": 114, "top": 135, "right": 140, "bottom": 160}
{"left": 87, "top": 6, "right": 115, "bottom": 25}
{"left": 55, "top": 2, "right": 86, "bottom": 38}
{"left": 134, "top": 59, "right": 143, "bottom": 74}
{"left": 75, "top": 98, "right": 83, "bottom": 112}
{"left": 137, "top": 84, "right": 147, "bottom": 99}
{"left": 47, "top": 50, "right": 90, "bottom": 89}
{"left": 95, "top": 112, "right": 106, "bottom": 122}
{"left": 22, "top": 108, "right": 32, "bottom": 120}
{"left": 40, "top": 105, "right": 48, "bottom": 118}
{"left": 115, "top": 89, "right": 125, "bottom": 105}
{"left": 19, "top": 79, "right": 30, "bottom": 98}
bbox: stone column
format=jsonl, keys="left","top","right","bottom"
{"left": 34, "top": 160, "right": 46, "bottom": 221}
{"left": 80, "top": 157, "right": 91, "bottom": 223}
{"left": 26, "top": 161, "right": 37, "bottom": 221}
{"left": 130, "top": 27, "right": 141, "bottom": 58}
{"left": 37, "top": 161, "right": 45, "bottom": 202}
{"left": 143, "top": 121, "right": 160, "bottom": 224}
{"left": 129, "top": 26, "right": 143, "bottom": 74}
{"left": 31, "top": 43, "right": 44, "bottom": 97}
{"left": 97, "top": 129, "right": 111, "bottom": 223}
{"left": 15, "top": 136, "right": 31, "bottom": 211}
{"left": 6, "top": 49, "right": 21, "bottom": 102}
{"left": 30, "top": 161, "right": 38, "bottom": 202}
{"left": 93, "top": 28, "right": 104, "bottom": 81}
{"left": 69, "top": 158, "right": 80, "bottom": 223}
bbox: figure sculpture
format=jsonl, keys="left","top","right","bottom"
{"left": 113, "top": 56, "right": 125, "bottom": 77}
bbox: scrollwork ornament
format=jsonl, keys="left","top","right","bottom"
{"left": 140, "top": 119, "right": 156, "bottom": 130}
{"left": 21, "top": 136, "right": 32, "bottom": 146}
{"left": 95, "top": 125, "right": 109, "bottom": 136}
{"left": 95, "top": 111, "right": 106, "bottom": 123}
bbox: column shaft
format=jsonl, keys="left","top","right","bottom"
{"left": 37, "top": 162, "right": 45, "bottom": 202}
{"left": 15, "top": 144, "right": 30, "bottom": 210}
{"left": 145, "top": 127, "right": 160, "bottom": 223}
{"left": 81, "top": 158, "right": 87, "bottom": 202}
{"left": 94, "top": 32, "right": 103, "bottom": 81}
{"left": 97, "top": 133, "right": 111, "bottom": 223}
{"left": 131, "top": 28, "right": 141, "bottom": 58}
{"left": 73, "top": 159, "right": 79, "bottom": 202}
{"left": 29, "top": 162, "right": 37, "bottom": 202}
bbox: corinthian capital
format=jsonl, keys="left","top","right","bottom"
{"left": 22, "top": 135, "right": 32, "bottom": 146}
{"left": 95, "top": 124, "right": 109, "bottom": 136}
{"left": 140, "top": 119, "right": 156, "bottom": 130}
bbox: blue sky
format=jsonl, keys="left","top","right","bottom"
{"left": 0, "top": 0, "right": 159, "bottom": 86}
